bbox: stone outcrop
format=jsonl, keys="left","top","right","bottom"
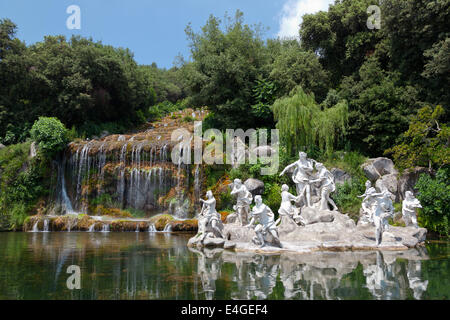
{"left": 361, "top": 157, "right": 398, "bottom": 181}
{"left": 244, "top": 178, "right": 265, "bottom": 196}
{"left": 331, "top": 168, "right": 352, "bottom": 185}
{"left": 397, "top": 167, "right": 429, "bottom": 200}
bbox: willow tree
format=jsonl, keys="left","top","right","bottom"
{"left": 272, "top": 87, "right": 348, "bottom": 156}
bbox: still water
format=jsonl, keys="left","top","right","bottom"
{"left": 0, "top": 232, "right": 448, "bottom": 300}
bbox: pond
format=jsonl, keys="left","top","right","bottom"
{"left": 0, "top": 232, "right": 448, "bottom": 300}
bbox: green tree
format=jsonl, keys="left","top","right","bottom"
{"left": 272, "top": 87, "right": 348, "bottom": 157}
{"left": 385, "top": 105, "right": 449, "bottom": 170}
{"left": 30, "top": 117, "right": 69, "bottom": 157}
{"left": 269, "top": 40, "right": 330, "bottom": 102}
{"left": 184, "top": 10, "right": 270, "bottom": 129}
{"left": 415, "top": 168, "right": 450, "bottom": 237}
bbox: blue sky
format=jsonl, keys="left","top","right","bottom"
{"left": 0, "top": 0, "right": 333, "bottom": 69}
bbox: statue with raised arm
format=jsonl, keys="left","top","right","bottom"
{"left": 230, "top": 179, "right": 253, "bottom": 226}
{"left": 310, "top": 162, "right": 338, "bottom": 211}
{"left": 279, "top": 151, "right": 315, "bottom": 208}
{"left": 402, "top": 191, "right": 422, "bottom": 228}
{"left": 246, "top": 195, "right": 282, "bottom": 248}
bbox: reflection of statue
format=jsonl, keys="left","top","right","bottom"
{"left": 246, "top": 195, "right": 282, "bottom": 248}
{"left": 278, "top": 184, "right": 302, "bottom": 225}
{"left": 402, "top": 191, "right": 422, "bottom": 228}
{"left": 230, "top": 179, "right": 253, "bottom": 226}
{"left": 358, "top": 180, "right": 378, "bottom": 225}
{"left": 199, "top": 190, "right": 224, "bottom": 240}
{"left": 374, "top": 192, "right": 394, "bottom": 246}
{"left": 407, "top": 260, "right": 428, "bottom": 299}
{"left": 280, "top": 152, "right": 315, "bottom": 208}
{"left": 311, "top": 163, "right": 338, "bottom": 211}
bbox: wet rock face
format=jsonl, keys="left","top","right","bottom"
{"left": 244, "top": 178, "right": 265, "bottom": 196}
{"left": 0, "top": 143, "right": 5, "bottom": 150}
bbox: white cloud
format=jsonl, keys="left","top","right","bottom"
{"left": 277, "top": 0, "right": 333, "bottom": 39}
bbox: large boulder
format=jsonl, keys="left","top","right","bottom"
{"left": 397, "top": 167, "right": 429, "bottom": 200}
{"left": 0, "top": 143, "right": 5, "bottom": 150}
{"left": 250, "top": 145, "right": 276, "bottom": 158}
{"left": 331, "top": 168, "right": 352, "bottom": 185}
{"left": 375, "top": 173, "right": 399, "bottom": 202}
{"left": 244, "top": 178, "right": 265, "bottom": 196}
{"left": 361, "top": 157, "right": 397, "bottom": 181}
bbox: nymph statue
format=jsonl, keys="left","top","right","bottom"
{"left": 198, "top": 190, "right": 224, "bottom": 241}
{"left": 373, "top": 191, "right": 395, "bottom": 246}
{"left": 358, "top": 180, "right": 379, "bottom": 225}
{"left": 402, "top": 191, "right": 422, "bottom": 228}
{"left": 279, "top": 151, "right": 315, "bottom": 208}
{"left": 278, "top": 184, "right": 302, "bottom": 225}
{"left": 230, "top": 178, "right": 253, "bottom": 226}
{"left": 310, "top": 162, "right": 338, "bottom": 211}
{"left": 246, "top": 195, "right": 282, "bottom": 248}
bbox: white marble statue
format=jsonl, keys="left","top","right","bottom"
{"left": 197, "top": 190, "right": 224, "bottom": 241}
{"left": 373, "top": 191, "right": 395, "bottom": 246}
{"left": 230, "top": 178, "right": 253, "bottom": 226}
{"left": 402, "top": 191, "right": 422, "bottom": 228}
{"left": 310, "top": 162, "right": 338, "bottom": 211}
{"left": 278, "top": 184, "right": 302, "bottom": 225}
{"left": 246, "top": 195, "right": 282, "bottom": 248}
{"left": 358, "top": 180, "right": 379, "bottom": 225}
{"left": 279, "top": 151, "right": 315, "bottom": 208}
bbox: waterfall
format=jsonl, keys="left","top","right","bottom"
{"left": 148, "top": 224, "right": 157, "bottom": 232}
{"left": 135, "top": 223, "right": 140, "bottom": 232}
{"left": 88, "top": 223, "right": 96, "bottom": 232}
{"left": 194, "top": 164, "right": 201, "bottom": 206}
{"left": 101, "top": 224, "right": 110, "bottom": 233}
{"left": 163, "top": 224, "right": 172, "bottom": 232}
{"left": 32, "top": 221, "right": 39, "bottom": 232}
{"left": 43, "top": 219, "right": 49, "bottom": 232}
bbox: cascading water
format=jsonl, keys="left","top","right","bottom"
{"left": 148, "top": 224, "right": 157, "bottom": 232}
{"left": 32, "top": 221, "right": 39, "bottom": 232}
{"left": 43, "top": 219, "right": 49, "bottom": 232}
{"left": 101, "top": 224, "right": 110, "bottom": 233}
{"left": 88, "top": 223, "right": 96, "bottom": 232}
{"left": 52, "top": 110, "right": 204, "bottom": 229}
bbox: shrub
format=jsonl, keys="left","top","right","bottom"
{"left": 332, "top": 178, "right": 365, "bottom": 221}
{"left": 30, "top": 117, "right": 69, "bottom": 157}
{"left": 415, "top": 168, "right": 450, "bottom": 237}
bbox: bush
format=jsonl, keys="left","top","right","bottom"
{"left": 264, "top": 183, "right": 282, "bottom": 215}
{"left": 30, "top": 117, "right": 69, "bottom": 157}
{"left": 332, "top": 178, "right": 365, "bottom": 221}
{"left": 415, "top": 168, "right": 450, "bottom": 237}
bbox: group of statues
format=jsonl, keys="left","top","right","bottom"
{"left": 194, "top": 151, "right": 423, "bottom": 248}
{"left": 359, "top": 180, "right": 422, "bottom": 245}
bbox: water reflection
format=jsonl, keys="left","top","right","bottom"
{"left": 189, "top": 247, "right": 432, "bottom": 300}
{"left": 0, "top": 232, "right": 446, "bottom": 300}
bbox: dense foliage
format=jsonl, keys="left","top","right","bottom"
{"left": 386, "top": 106, "right": 449, "bottom": 171}
{"left": 30, "top": 117, "right": 69, "bottom": 157}
{"left": 272, "top": 87, "right": 348, "bottom": 156}
{"left": 415, "top": 169, "right": 450, "bottom": 237}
